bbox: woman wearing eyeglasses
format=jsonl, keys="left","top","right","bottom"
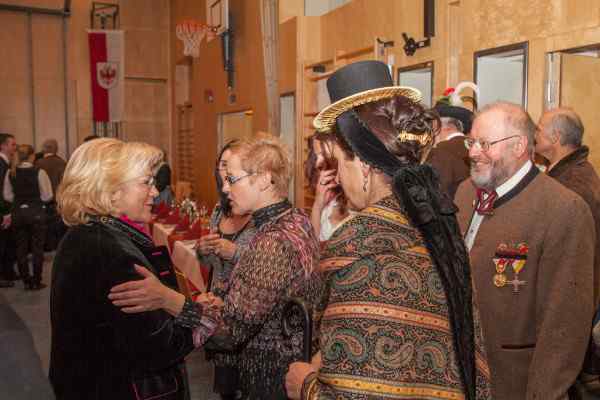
{"left": 195, "top": 139, "right": 257, "bottom": 400}
{"left": 109, "top": 135, "right": 323, "bottom": 400}
{"left": 50, "top": 138, "right": 220, "bottom": 400}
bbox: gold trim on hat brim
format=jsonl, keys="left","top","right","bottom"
{"left": 313, "top": 86, "right": 422, "bottom": 133}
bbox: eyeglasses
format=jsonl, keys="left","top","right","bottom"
{"left": 141, "top": 175, "right": 156, "bottom": 188}
{"left": 224, "top": 173, "right": 253, "bottom": 185}
{"left": 464, "top": 135, "right": 522, "bottom": 152}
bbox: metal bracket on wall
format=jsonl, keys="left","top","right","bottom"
{"left": 91, "top": 2, "right": 119, "bottom": 30}
{"left": 376, "top": 38, "right": 395, "bottom": 58}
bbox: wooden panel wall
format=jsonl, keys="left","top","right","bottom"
{"left": 279, "top": 0, "right": 303, "bottom": 23}
{"left": 312, "top": 0, "right": 600, "bottom": 122}
{"left": 170, "top": 0, "right": 600, "bottom": 207}
{"left": 1, "top": 0, "right": 64, "bottom": 8}
{"left": 170, "top": 0, "right": 298, "bottom": 207}
{"left": 0, "top": 0, "right": 171, "bottom": 157}
{"left": 0, "top": 11, "right": 32, "bottom": 145}
{"left": 120, "top": 0, "right": 170, "bottom": 152}
{"left": 32, "top": 14, "right": 66, "bottom": 153}
{"left": 279, "top": 17, "right": 297, "bottom": 94}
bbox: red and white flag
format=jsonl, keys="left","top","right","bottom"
{"left": 88, "top": 30, "right": 124, "bottom": 122}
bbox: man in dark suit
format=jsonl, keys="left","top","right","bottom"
{"left": 427, "top": 103, "right": 472, "bottom": 199}
{"left": 0, "top": 133, "right": 16, "bottom": 287}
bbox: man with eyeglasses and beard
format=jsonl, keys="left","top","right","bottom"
{"left": 454, "top": 101, "right": 595, "bottom": 400}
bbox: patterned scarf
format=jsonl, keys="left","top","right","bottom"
{"left": 252, "top": 200, "right": 318, "bottom": 276}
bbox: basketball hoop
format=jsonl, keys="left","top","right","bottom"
{"left": 176, "top": 20, "right": 217, "bottom": 58}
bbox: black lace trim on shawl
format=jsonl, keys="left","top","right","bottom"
{"left": 252, "top": 199, "right": 292, "bottom": 229}
{"left": 336, "top": 110, "right": 476, "bottom": 400}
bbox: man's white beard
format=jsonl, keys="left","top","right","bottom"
{"left": 470, "top": 156, "right": 512, "bottom": 191}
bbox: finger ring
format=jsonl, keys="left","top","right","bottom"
{"left": 320, "top": 180, "right": 327, "bottom": 185}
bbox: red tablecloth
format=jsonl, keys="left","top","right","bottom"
{"left": 152, "top": 223, "right": 209, "bottom": 298}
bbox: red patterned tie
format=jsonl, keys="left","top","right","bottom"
{"left": 475, "top": 188, "right": 498, "bottom": 215}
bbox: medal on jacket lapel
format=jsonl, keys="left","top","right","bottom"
{"left": 493, "top": 242, "right": 528, "bottom": 293}
{"left": 492, "top": 257, "right": 507, "bottom": 287}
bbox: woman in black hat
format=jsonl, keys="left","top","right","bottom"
{"left": 285, "top": 61, "right": 492, "bottom": 400}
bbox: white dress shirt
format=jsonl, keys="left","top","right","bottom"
{"left": 3, "top": 162, "right": 53, "bottom": 203}
{"left": 464, "top": 160, "right": 533, "bottom": 251}
{"left": 445, "top": 132, "right": 465, "bottom": 141}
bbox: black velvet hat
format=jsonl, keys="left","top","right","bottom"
{"left": 434, "top": 103, "right": 474, "bottom": 133}
{"left": 313, "top": 60, "right": 421, "bottom": 132}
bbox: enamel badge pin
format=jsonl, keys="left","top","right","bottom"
{"left": 492, "top": 242, "right": 529, "bottom": 293}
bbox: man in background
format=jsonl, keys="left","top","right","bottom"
{"left": 0, "top": 133, "right": 16, "bottom": 287}
{"left": 35, "top": 139, "right": 67, "bottom": 251}
{"left": 536, "top": 108, "right": 600, "bottom": 398}
{"left": 35, "top": 139, "right": 66, "bottom": 196}
{"left": 536, "top": 107, "right": 600, "bottom": 304}
{"left": 428, "top": 103, "right": 472, "bottom": 199}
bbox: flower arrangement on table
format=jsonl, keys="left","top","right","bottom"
{"left": 180, "top": 198, "right": 198, "bottom": 221}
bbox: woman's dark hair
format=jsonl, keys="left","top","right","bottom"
{"left": 215, "top": 139, "right": 239, "bottom": 217}
{"left": 304, "top": 131, "right": 336, "bottom": 189}
{"left": 334, "top": 96, "right": 440, "bottom": 165}
{"left": 333, "top": 95, "right": 478, "bottom": 399}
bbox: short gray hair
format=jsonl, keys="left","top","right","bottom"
{"left": 478, "top": 101, "right": 537, "bottom": 152}
{"left": 440, "top": 117, "right": 464, "bottom": 133}
{"left": 42, "top": 139, "right": 58, "bottom": 154}
{"left": 549, "top": 109, "right": 584, "bottom": 147}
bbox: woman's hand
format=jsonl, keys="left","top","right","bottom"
{"left": 196, "top": 292, "right": 224, "bottom": 308}
{"left": 196, "top": 233, "right": 220, "bottom": 255}
{"left": 109, "top": 265, "right": 185, "bottom": 316}
{"left": 312, "top": 169, "right": 338, "bottom": 212}
{"left": 198, "top": 234, "right": 237, "bottom": 260}
{"left": 285, "top": 361, "right": 318, "bottom": 399}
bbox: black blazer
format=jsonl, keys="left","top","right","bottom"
{"left": 49, "top": 218, "right": 194, "bottom": 400}
{"left": 0, "top": 157, "right": 10, "bottom": 216}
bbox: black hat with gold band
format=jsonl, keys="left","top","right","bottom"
{"left": 313, "top": 60, "right": 421, "bottom": 133}
{"left": 313, "top": 60, "right": 477, "bottom": 400}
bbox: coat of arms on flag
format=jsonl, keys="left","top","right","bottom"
{"left": 88, "top": 30, "right": 124, "bottom": 122}
{"left": 97, "top": 62, "right": 119, "bottom": 90}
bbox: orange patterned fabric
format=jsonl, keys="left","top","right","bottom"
{"left": 304, "top": 196, "right": 492, "bottom": 399}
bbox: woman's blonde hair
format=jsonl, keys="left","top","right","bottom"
{"left": 235, "top": 134, "right": 291, "bottom": 197}
{"left": 58, "top": 138, "right": 163, "bottom": 226}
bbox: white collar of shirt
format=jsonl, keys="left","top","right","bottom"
{"left": 464, "top": 159, "right": 533, "bottom": 252}
{"left": 44, "top": 153, "right": 56, "bottom": 158}
{"left": 495, "top": 160, "right": 532, "bottom": 198}
{"left": 0, "top": 153, "right": 8, "bottom": 164}
{"left": 19, "top": 162, "right": 34, "bottom": 168}
{"left": 445, "top": 132, "right": 465, "bottom": 141}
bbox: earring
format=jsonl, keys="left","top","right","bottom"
{"left": 362, "top": 174, "right": 368, "bottom": 192}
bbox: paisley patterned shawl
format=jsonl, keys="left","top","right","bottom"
{"left": 304, "top": 196, "right": 492, "bottom": 400}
